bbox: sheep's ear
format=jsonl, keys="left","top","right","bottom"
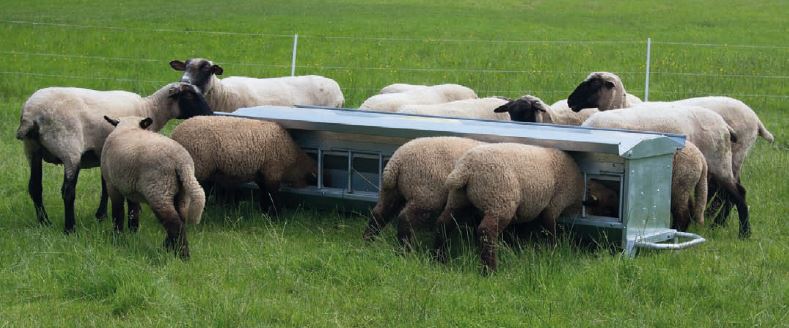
{"left": 170, "top": 60, "right": 186, "bottom": 71}
{"left": 104, "top": 116, "right": 119, "bottom": 127}
{"left": 533, "top": 101, "right": 548, "bottom": 112}
{"left": 604, "top": 81, "right": 615, "bottom": 89}
{"left": 139, "top": 117, "right": 153, "bottom": 129}
{"left": 582, "top": 195, "right": 599, "bottom": 207}
{"left": 493, "top": 102, "right": 512, "bottom": 113}
{"left": 211, "top": 64, "right": 224, "bottom": 76}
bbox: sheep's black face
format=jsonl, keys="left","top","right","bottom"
{"left": 568, "top": 77, "right": 614, "bottom": 112}
{"left": 170, "top": 58, "right": 223, "bottom": 93}
{"left": 494, "top": 98, "right": 541, "bottom": 122}
{"left": 172, "top": 84, "right": 213, "bottom": 119}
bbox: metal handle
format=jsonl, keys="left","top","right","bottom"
{"left": 634, "top": 231, "right": 706, "bottom": 250}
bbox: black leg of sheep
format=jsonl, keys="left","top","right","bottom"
{"left": 111, "top": 196, "right": 125, "bottom": 232}
{"left": 61, "top": 166, "right": 80, "bottom": 234}
{"left": 127, "top": 201, "right": 140, "bottom": 232}
{"left": 95, "top": 177, "right": 108, "bottom": 221}
{"left": 27, "top": 149, "right": 50, "bottom": 226}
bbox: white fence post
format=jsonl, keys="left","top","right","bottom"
{"left": 291, "top": 34, "right": 299, "bottom": 76}
{"left": 644, "top": 37, "right": 651, "bottom": 101}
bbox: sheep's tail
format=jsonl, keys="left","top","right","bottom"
{"left": 444, "top": 164, "right": 470, "bottom": 193}
{"left": 757, "top": 120, "right": 775, "bottom": 143}
{"left": 380, "top": 159, "right": 400, "bottom": 192}
{"left": 16, "top": 118, "right": 36, "bottom": 140}
{"left": 176, "top": 164, "right": 206, "bottom": 225}
{"left": 693, "top": 158, "right": 708, "bottom": 226}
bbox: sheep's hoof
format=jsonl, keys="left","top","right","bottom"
{"left": 37, "top": 217, "right": 52, "bottom": 226}
{"left": 63, "top": 226, "right": 76, "bottom": 235}
{"left": 95, "top": 210, "right": 107, "bottom": 221}
{"left": 738, "top": 229, "right": 751, "bottom": 239}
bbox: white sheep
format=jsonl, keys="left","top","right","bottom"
{"left": 566, "top": 73, "right": 774, "bottom": 179}
{"left": 567, "top": 71, "right": 644, "bottom": 111}
{"left": 433, "top": 143, "right": 584, "bottom": 273}
{"left": 170, "top": 58, "right": 345, "bottom": 112}
{"left": 396, "top": 97, "right": 510, "bottom": 120}
{"left": 101, "top": 116, "right": 205, "bottom": 258}
{"left": 582, "top": 103, "right": 750, "bottom": 237}
{"left": 359, "top": 84, "right": 478, "bottom": 112}
{"left": 15, "top": 82, "right": 212, "bottom": 233}
{"left": 493, "top": 95, "right": 598, "bottom": 125}
{"left": 378, "top": 83, "right": 429, "bottom": 94}
{"left": 363, "top": 137, "right": 485, "bottom": 248}
{"left": 170, "top": 115, "right": 317, "bottom": 214}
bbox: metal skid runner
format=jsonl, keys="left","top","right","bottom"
{"left": 221, "top": 105, "right": 705, "bottom": 256}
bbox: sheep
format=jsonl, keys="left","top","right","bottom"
{"left": 170, "top": 115, "right": 317, "bottom": 213}
{"left": 359, "top": 84, "right": 478, "bottom": 112}
{"left": 362, "top": 137, "right": 485, "bottom": 248}
{"left": 493, "top": 95, "right": 599, "bottom": 125}
{"left": 379, "top": 83, "right": 429, "bottom": 94}
{"left": 566, "top": 71, "right": 644, "bottom": 111}
{"left": 433, "top": 143, "right": 584, "bottom": 273}
{"left": 101, "top": 116, "right": 205, "bottom": 258}
{"left": 566, "top": 73, "right": 774, "bottom": 178}
{"left": 584, "top": 142, "right": 708, "bottom": 231}
{"left": 15, "top": 82, "right": 212, "bottom": 233}
{"left": 396, "top": 97, "right": 510, "bottom": 120}
{"left": 170, "top": 58, "right": 345, "bottom": 112}
{"left": 582, "top": 104, "right": 750, "bottom": 237}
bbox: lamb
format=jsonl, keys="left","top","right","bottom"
{"left": 362, "top": 137, "right": 485, "bottom": 248}
{"left": 101, "top": 116, "right": 205, "bottom": 258}
{"left": 170, "top": 115, "right": 317, "bottom": 213}
{"left": 170, "top": 58, "right": 345, "bottom": 112}
{"left": 493, "top": 95, "right": 598, "bottom": 125}
{"left": 433, "top": 143, "right": 584, "bottom": 273}
{"left": 582, "top": 104, "right": 750, "bottom": 237}
{"left": 15, "top": 82, "right": 212, "bottom": 233}
{"left": 566, "top": 73, "right": 774, "bottom": 179}
{"left": 566, "top": 71, "right": 644, "bottom": 111}
{"left": 396, "top": 97, "right": 510, "bottom": 120}
{"left": 359, "top": 84, "right": 478, "bottom": 112}
{"left": 584, "top": 142, "right": 707, "bottom": 231}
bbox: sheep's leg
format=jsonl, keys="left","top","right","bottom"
{"left": 61, "top": 164, "right": 81, "bottom": 234}
{"left": 27, "top": 148, "right": 50, "bottom": 226}
{"left": 95, "top": 176, "right": 108, "bottom": 221}
{"left": 127, "top": 200, "right": 141, "bottom": 232}
{"left": 538, "top": 211, "right": 559, "bottom": 246}
{"left": 432, "top": 206, "right": 457, "bottom": 263}
{"left": 110, "top": 191, "right": 125, "bottom": 233}
{"left": 256, "top": 176, "right": 281, "bottom": 217}
{"left": 478, "top": 213, "right": 511, "bottom": 274}
{"left": 717, "top": 179, "right": 749, "bottom": 238}
{"left": 363, "top": 190, "right": 403, "bottom": 241}
{"left": 396, "top": 205, "right": 431, "bottom": 251}
{"left": 152, "top": 203, "right": 189, "bottom": 259}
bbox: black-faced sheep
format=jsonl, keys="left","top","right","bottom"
{"left": 170, "top": 115, "right": 317, "bottom": 213}
{"left": 566, "top": 71, "right": 643, "bottom": 111}
{"left": 493, "top": 95, "right": 598, "bottom": 125}
{"left": 396, "top": 97, "right": 510, "bottom": 120}
{"left": 170, "top": 58, "right": 345, "bottom": 112}
{"left": 363, "top": 137, "right": 484, "bottom": 248}
{"left": 101, "top": 116, "right": 205, "bottom": 258}
{"left": 359, "top": 84, "right": 478, "bottom": 112}
{"left": 15, "top": 82, "right": 211, "bottom": 233}
{"left": 433, "top": 143, "right": 584, "bottom": 273}
{"left": 582, "top": 104, "right": 750, "bottom": 237}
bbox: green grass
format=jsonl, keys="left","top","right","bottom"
{"left": 1, "top": 0, "right": 787, "bottom": 326}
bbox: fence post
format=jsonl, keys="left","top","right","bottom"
{"left": 291, "top": 34, "right": 299, "bottom": 76}
{"left": 644, "top": 37, "right": 651, "bottom": 101}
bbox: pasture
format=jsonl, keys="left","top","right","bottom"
{"left": 0, "top": 0, "right": 786, "bottom": 326}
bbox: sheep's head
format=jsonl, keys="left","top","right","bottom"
{"left": 583, "top": 180, "right": 619, "bottom": 217}
{"left": 104, "top": 116, "right": 154, "bottom": 130}
{"left": 167, "top": 82, "right": 214, "bottom": 119}
{"left": 285, "top": 152, "right": 320, "bottom": 188}
{"left": 493, "top": 95, "right": 550, "bottom": 122}
{"left": 169, "top": 58, "right": 223, "bottom": 93}
{"left": 567, "top": 72, "right": 624, "bottom": 112}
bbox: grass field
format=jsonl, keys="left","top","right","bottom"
{"left": 1, "top": 0, "right": 787, "bottom": 326}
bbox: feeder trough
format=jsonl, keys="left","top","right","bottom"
{"left": 220, "top": 105, "right": 705, "bottom": 256}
